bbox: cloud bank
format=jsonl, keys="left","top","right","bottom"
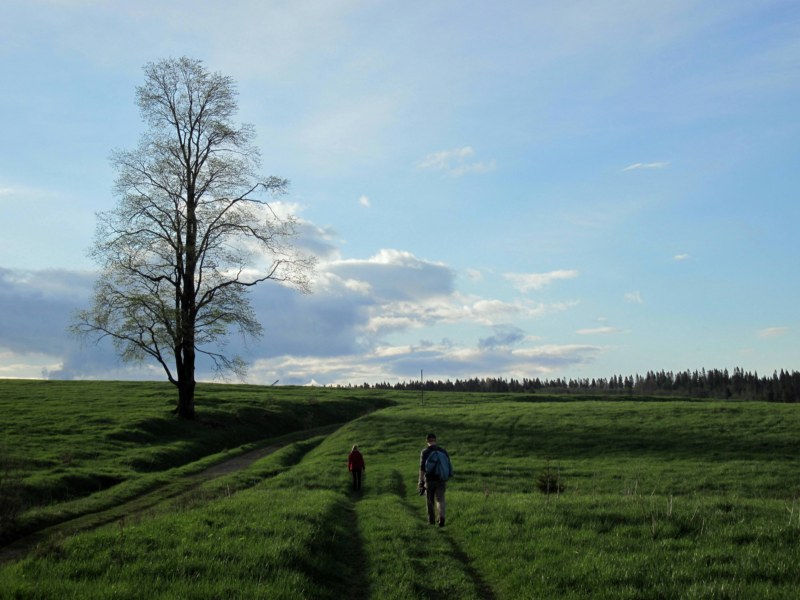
{"left": 0, "top": 244, "right": 601, "bottom": 385}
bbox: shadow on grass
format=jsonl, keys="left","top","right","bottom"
{"left": 440, "top": 531, "right": 498, "bottom": 600}
{"left": 393, "top": 476, "right": 498, "bottom": 600}
{"left": 289, "top": 496, "right": 370, "bottom": 600}
{"left": 340, "top": 501, "right": 371, "bottom": 600}
{"left": 344, "top": 467, "right": 409, "bottom": 503}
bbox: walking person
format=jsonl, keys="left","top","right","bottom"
{"left": 348, "top": 444, "right": 365, "bottom": 491}
{"left": 418, "top": 433, "right": 452, "bottom": 527}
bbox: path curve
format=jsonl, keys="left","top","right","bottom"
{"left": 0, "top": 422, "right": 343, "bottom": 565}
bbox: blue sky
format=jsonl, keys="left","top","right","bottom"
{"left": 1, "top": 0, "right": 798, "bottom": 384}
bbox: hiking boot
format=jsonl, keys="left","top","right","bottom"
{"left": 438, "top": 519, "right": 445, "bottom": 528}
{"left": 428, "top": 518, "right": 435, "bottom": 525}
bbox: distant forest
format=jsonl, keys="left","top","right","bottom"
{"left": 355, "top": 368, "right": 800, "bottom": 402}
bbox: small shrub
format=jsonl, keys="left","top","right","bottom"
{"left": 536, "top": 465, "right": 565, "bottom": 495}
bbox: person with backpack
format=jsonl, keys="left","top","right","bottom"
{"left": 418, "top": 433, "right": 452, "bottom": 527}
{"left": 348, "top": 444, "right": 365, "bottom": 491}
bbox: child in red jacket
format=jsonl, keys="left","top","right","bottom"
{"left": 348, "top": 444, "right": 365, "bottom": 491}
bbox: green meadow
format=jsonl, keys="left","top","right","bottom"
{"left": 2, "top": 382, "right": 800, "bottom": 599}
{"left": 0, "top": 380, "right": 392, "bottom": 541}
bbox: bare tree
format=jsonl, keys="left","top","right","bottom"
{"left": 73, "top": 57, "right": 313, "bottom": 419}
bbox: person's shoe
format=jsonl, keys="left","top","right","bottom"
{"left": 438, "top": 519, "right": 445, "bottom": 528}
{"left": 428, "top": 518, "right": 435, "bottom": 525}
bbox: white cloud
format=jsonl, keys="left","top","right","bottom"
{"left": 360, "top": 294, "right": 566, "bottom": 336}
{"left": 0, "top": 348, "right": 63, "bottom": 379}
{"left": 324, "top": 249, "right": 454, "bottom": 302}
{"left": 513, "top": 344, "right": 601, "bottom": 362}
{"left": 673, "top": 253, "right": 691, "bottom": 261}
{"left": 470, "top": 298, "right": 534, "bottom": 322}
{"left": 623, "top": 161, "right": 670, "bottom": 171}
{"left": 248, "top": 339, "right": 603, "bottom": 385}
{"left": 416, "top": 146, "right": 496, "bottom": 177}
{"left": 359, "top": 195, "right": 371, "bottom": 208}
{"left": 757, "top": 327, "right": 788, "bottom": 339}
{"left": 624, "top": 291, "right": 644, "bottom": 304}
{"left": 449, "top": 159, "right": 497, "bottom": 177}
{"left": 0, "top": 242, "right": 590, "bottom": 384}
{"left": 576, "top": 326, "right": 621, "bottom": 335}
{"left": 505, "top": 269, "right": 579, "bottom": 292}
{"left": 417, "top": 146, "right": 474, "bottom": 170}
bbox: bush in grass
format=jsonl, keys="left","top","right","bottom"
{"left": 536, "top": 465, "right": 565, "bottom": 495}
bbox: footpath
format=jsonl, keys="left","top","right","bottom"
{"left": 0, "top": 422, "right": 342, "bottom": 565}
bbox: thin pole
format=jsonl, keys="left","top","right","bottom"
{"left": 421, "top": 369, "right": 424, "bottom": 405}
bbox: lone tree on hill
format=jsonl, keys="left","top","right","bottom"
{"left": 73, "top": 57, "right": 314, "bottom": 419}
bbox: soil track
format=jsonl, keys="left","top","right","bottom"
{"left": 0, "top": 422, "right": 342, "bottom": 565}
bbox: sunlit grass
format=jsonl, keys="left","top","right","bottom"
{"left": 447, "top": 491, "right": 800, "bottom": 599}
{"left": 0, "top": 380, "right": 395, "bottom": 540}
{"left": 2, "top": 386, "right": 800, "bottom": 598}
{"left": 3, "top": 488, "right": 355, "bottom": 599}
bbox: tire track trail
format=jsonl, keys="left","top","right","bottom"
{"left": 0, "top": 422, "right": 342, "bottom": 565}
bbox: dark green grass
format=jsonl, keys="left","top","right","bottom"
{"left": 3, "top": 488, "right": 359, "bottom": 599}
{"left": 2, "top": 389, "right": 800, "bottom": 598}
{"left": 0, "top": 380, "right": 396, "bottom": 541}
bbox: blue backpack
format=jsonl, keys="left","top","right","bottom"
{"left": 425, "top": 449, "right": 453, "bottom": 481}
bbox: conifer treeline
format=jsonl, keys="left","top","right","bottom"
{"left": 355, "top": 368, "right": 800, "bottom": 402}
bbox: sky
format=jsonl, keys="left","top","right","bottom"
{"left": 1, "top": 0, "right": 798, "bottom": 385}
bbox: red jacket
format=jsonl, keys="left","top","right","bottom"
{"left": 348, "top": 449, "right": 365, "bottom": 471}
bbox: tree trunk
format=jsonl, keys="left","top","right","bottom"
{"left": 176, "top": 375, "right": 195, "bottom": 419}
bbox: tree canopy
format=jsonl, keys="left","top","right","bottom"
{"left": 74, "top": 57, "right": 314, "bottom": 418}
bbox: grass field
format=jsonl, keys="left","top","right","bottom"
{"left": 2, "top": 384, "right": 800, "bottom": 598}
{"left": 0, "top": 380, "right": 394, "bottom": 542}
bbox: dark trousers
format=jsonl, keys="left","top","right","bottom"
{"left": 351, "top": 469, "right": 363, "bottom": 490}
{"left": 425, "top": 479, "right": 446, "bottom": 523}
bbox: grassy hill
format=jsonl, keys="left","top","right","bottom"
{"left": 0, "top": 380, "right": 395, "bottom": 542}
{"left": 2, "top": 384, "right": 800, "bottom": 598}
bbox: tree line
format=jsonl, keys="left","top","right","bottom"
{"left": 354, "top": 368, "right": 800, "bottom": 402}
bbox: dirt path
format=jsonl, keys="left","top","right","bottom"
{"left": 0, "top": 423, "right": 341, "bottom": 565}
